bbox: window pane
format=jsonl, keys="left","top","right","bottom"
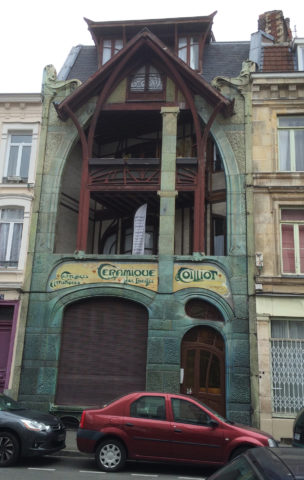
{"left": 178, "top": 37, "right": 187, "bottom": 63}
{"left": 102, "top": 40, "right": 112, "bottom": 65}
{"left": 7, "top": 146, "right": 19, "bottom": 176}
{"left": 199, "top": 350, "right": 209, "bottom": 391}
{"left": 130, "top": 66, "right": 145, "bottom": 91}
{"left": 184, "top": 349, "right": 195, "bottom": 388}
{"left": 279, "top": 117, "right": 304, "bottom": 127}
{"left": 1, "top": 208, "right": 23, "bottom": 220}
{"left": 190, "top": 38, "right": 199, "bottom": 70}
{"left": 281, "top": 224, "right": 295, "bottom": 273}
{"left": 295, "top": 130, "right": 304, "bottom": 171}
{"left": 130, "top": 395, "right": 165, "bottom": 419}
{"left": 0, "top": 224, "right": 9, "bottom": 261}
{"left": 10, "top": 223, "right": 22, "bottom": 262}
{"left": 209, "top": 355, "right": 221, "bottom": 393}
{"left": 20, "top": 145, "right": 31, "bottom": 178}
{"left": 271, "top": 319, "right": 288, "bottom": 338}
{"left": 278, "top": 130, "right": 291, "bottom": 170}
{"left": 300, "top": 225, "right": 304, "bottom": 272}
{"left": 171, "top": 398, "right": 209, "bottom": 425}
{"left": 281, "top": 209, "right": 304, "bottom": 221}
{"left": 114, "top": 39, "right": 123, "bottom": 53}
{"left": 289, "top": 321, "right": 304, "bottom": 339}
{"left": 148, "top": 66, "right": 162, "bottom": 91}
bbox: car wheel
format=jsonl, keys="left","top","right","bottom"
{"left": 95, "top": 439, "right": 126, "bottom": 472}
{"left": 0, "top": 431, "right": 20, "bottom": 467}
{"left": 230, "top": 445, "right": 251, "bottom": 460}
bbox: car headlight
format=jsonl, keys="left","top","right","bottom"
{"left": 20, "top": 419, "right": 51, "bottom": 432}
{"left": 268, "top": 438, "right": 278, "bottom": 447}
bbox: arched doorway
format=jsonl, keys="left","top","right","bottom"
{"left": 55, "top": 297, "right": 148, "bottom": 406}
{"left": 181, "top": 325, "right": 226, "bottom": 416}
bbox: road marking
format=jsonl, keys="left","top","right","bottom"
{"left": 131, "top": 475, "right": 159, "bottom": 478}
{"left": 28, "top": 468, "right": 56, "bottom": 471}
{"left": 79, "top": 471, "right": 107, "bottom": 474}
{"left": 178, "top": 477, "right": 206, "bottom": 480}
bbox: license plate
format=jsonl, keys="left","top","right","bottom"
{"left": 294, "top": 433, "right": 301, "bottom": 440}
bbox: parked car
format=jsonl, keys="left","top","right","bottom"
{"left": 293, "top": 407, "right": 304, "bottom": 447}
{"left": 0, "top": 393, "right": 66, "bottom": 467}
{"left": 77, "top": 392, "right": 278, "bottom": 472}
{"left": 207, "top": 447, "right": 304, "bottom": 480}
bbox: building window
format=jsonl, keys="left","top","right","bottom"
{"left": 280, "top": 209, "right": 304, "bottom": 274}
{"left": 102, "top": 39, "right": 123, "bottom": 65}
{"left": 0, "top": 208, "right": 24, "bottom": 267}
{"left": 297, "top": 45, "right": 304, "bottom": 70}
{"left": 4, "top": 132, "right": 32, "bottom": 182}
{"left": 178, "top": 36, "right": 199, "bottom": 70}
{"left": 271, "top": 319, "right": 304, "bottom": 414}
{"left": 128, "top": 65, "right": 164, "bottom": 101}
{"left": 278, "top": 117, "right": 304, "bottom": 171}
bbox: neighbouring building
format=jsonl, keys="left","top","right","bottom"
{"left": 17, "top": 13, "right": 254, "bottom": 427}
{"left": 0, "top": 93, "right": 42, "bottom": 395}
{"left": 251, "top": 10, "right": 304, "bottom": 440}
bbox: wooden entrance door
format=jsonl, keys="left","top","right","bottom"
{"left": 0, "top": 306, "right": 14, "bottom": 392}
{"left": 181, "top": 326, "right": 226, "bottom": 416}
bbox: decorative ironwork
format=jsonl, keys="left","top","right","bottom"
{"left": 271, "top": 339, "right": 304, "bottom": 414}
{"left": 89, "top": 165, "right": 161, "bottom": 187}
{"left": 176, "top": 166, "right": 197, "bottom": 186}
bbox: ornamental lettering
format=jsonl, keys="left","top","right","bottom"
{"left": 47, "top": 262, "right": 158, "bottom": 292}
{"left": 173, "top": 264, "right": 230, "bottom": 298}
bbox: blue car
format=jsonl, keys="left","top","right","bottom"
{"left": 0, "top": 394, "right": 66, "bottom": 467}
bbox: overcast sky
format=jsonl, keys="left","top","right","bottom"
{"left": 1, "top": 0, "right": 304, "bottom": 93}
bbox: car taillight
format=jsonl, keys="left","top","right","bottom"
{"left": 79, "top": 411, "right": 86, "bottom": 428}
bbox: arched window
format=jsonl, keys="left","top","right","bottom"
{"left": 128, "top": 65, "right": 165, "bottom": 101}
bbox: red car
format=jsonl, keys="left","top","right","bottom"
{"left": 77, "top": 392, "right": 277, "bottom": 472}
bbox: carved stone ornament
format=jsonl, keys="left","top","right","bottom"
{"left": 42, "top": 64, "right": 81, "bottom": 94}
{"left": 212, "top": 60, "right": 256, "bottom": 92}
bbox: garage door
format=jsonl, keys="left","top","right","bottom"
{"left": 55, "top": 297, "right": 148, "bottom": 406}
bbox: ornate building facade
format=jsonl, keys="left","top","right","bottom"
{"left": 16, "top": 14, "right": 253, "bottom": 426}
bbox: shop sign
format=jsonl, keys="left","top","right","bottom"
{"left": 173, "top": 263, "right": 230, "bottom": 297}
{"left": 48, "top": 262, "right": 158, "bottom": 291}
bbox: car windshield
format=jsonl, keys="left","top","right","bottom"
{"left": 0, "top": 394, "right": 24, "bottom": 411}
{"left": 210, "top": 456, "right": 260, "bottom": 480}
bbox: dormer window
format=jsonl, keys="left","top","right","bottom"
{"left": 178, "top": 36, "right": 199, "bottom": 70}
{"left": 128, "top": 65, "right": 165, "bottom": 101}
{"left": 298, "top": 45, "right": 304, "bottom": 70}
{"left": 102, "top": 39, "right": 123, "bottom": 65}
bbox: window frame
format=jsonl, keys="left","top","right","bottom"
{"left": 297, "top": 45, "right": 304, "bottom": 70}
{"left": 127, "top": 64, "right": 166, "bottom": 102}
{"left": 277, "top": 116, "right": 304, "bottom": 172}
{"left": 0, "top": 207, "right": 24, "bottom": 267}
{"left": 280, "top": 208, "right": 304, "bottom": 275}
{"left": 271, "top": 318, "right": 304, "bottom": 415}
{"left": 0, "top": 123, "right": 39, "bottom": 184}
{"left": 0, "top": 198, "right": 31, "bottom": 271}
{"left": 178, "top": 35, "right": 200, "bottom": 71}
{"left": 101, "top": 38, "right": 123, "bottom": 65}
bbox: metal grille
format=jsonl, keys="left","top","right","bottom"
{"left": 271, "top": 339, "right": 304, "bottom": 414}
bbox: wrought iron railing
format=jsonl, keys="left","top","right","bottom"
{"left": 271, "top": 338, "right": 304, "bottom": 414}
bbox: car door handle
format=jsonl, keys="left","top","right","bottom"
{"left": 125, "top": 422, "right": 134, "bottom": 427}
{"left": 173, "top": 427, "right": 182, "bottom": 432}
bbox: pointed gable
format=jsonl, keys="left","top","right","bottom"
{"left": 55, "top": 28, "right": 233, "bottom": 121}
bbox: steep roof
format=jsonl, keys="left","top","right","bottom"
{"left": 56, "top": 28, "right": 234, "bottom": 121}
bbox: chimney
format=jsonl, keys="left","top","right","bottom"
{"left": 258, "top": 10, "right": 292, "bottom": 43}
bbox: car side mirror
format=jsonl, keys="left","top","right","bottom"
{"left": 208, "top": 419, "right": 219, "bottom": 428}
